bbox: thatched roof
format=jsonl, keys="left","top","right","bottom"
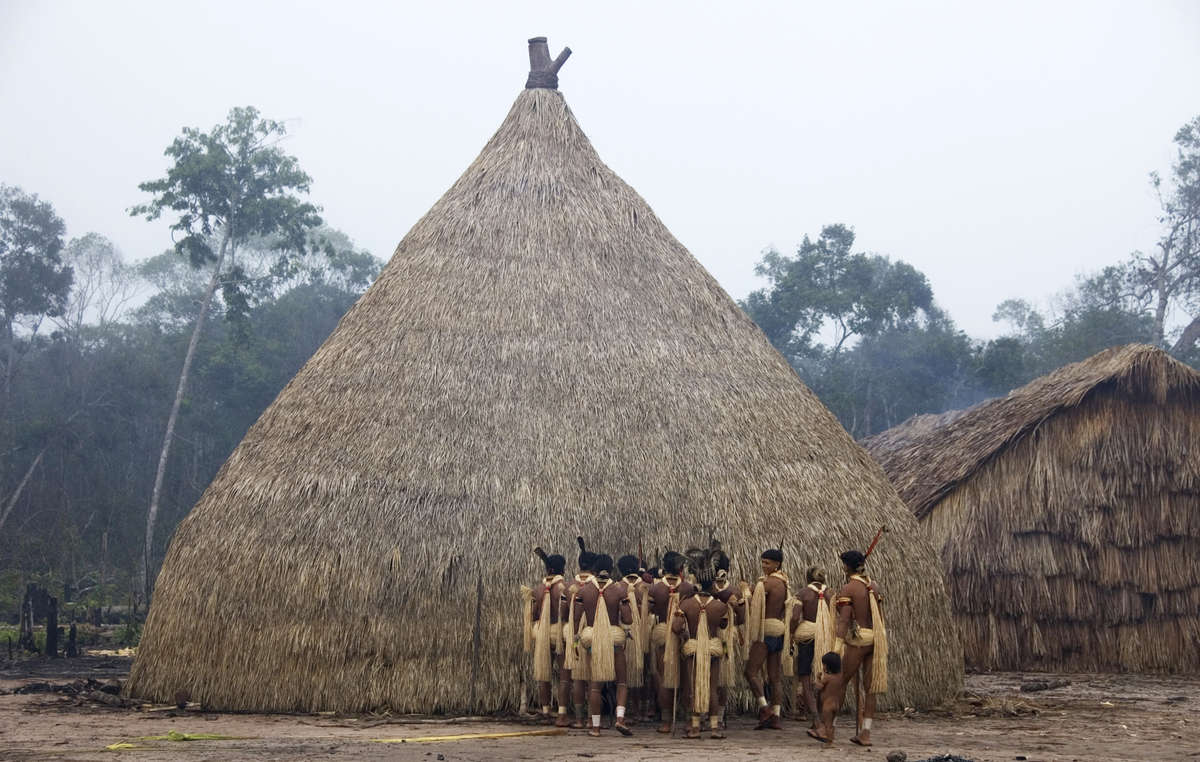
{"left": 865, "top": 344, "right": 1200, "bottom": 671}
{"left": 866, "top": 344, "right": 1200, "bottom": 519}
{"left": 859, "top": 407, "right": 972, "bottom": 459}
{"left": 127, "top": 43, "right": 960, "bottom": 713}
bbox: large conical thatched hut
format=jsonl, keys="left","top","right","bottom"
{"left": 128, "top": 39, "right": 961, "bottom": 713}
{"left": 864, "top": 344, "right": 1200, "bottom": 672}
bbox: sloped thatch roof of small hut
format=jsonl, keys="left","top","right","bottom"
{"left": 865, "top": 344, "right": 1200, "bottom": 671}
{"left": 859, "top": 407, "right": 972, "bottom": 461}
{"left": 127, "top": 38, "right": 960, "bottom": 713}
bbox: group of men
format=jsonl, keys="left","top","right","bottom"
{"left": 521, "top": 538, "right": 888, "bottom": 745}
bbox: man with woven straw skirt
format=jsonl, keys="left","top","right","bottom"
{"left": 616, "top": 554, "right": 649, "bottom": 725}
{"left": 560, "top": 539, "right": 596, "bottom": 728}
{"left": 791, "top": 565, "right": 835, "bottom": 729}
{"left": 710, "top": 547, "right": 744, "bottom": 728}
{"left": 647, "top": 551, "right": 694, "bottom": 734}
{"left": 672, "top": 548, "right": 730, "bottom": 739}
{"left": 811, "top": 549, "right": 888, "bottom": 747}
{"left": 522, "top": 548, "right": 567, "bottom": 724}
{"left": 573, "top": 553, "right": 634, "bottom": 737}
{"left": 743, "top": 547, "right": 790, "bottom": 730}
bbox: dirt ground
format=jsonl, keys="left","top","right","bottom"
{"left": 1, "top": 655, "right": 1196, "bottom": 761}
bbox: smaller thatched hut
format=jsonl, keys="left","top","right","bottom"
{"left": 863, "top": 345, "right": 1200, "bottom": 672}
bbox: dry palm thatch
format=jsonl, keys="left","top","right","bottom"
{"left": 860, "top": 407, "right": 972, "bottom": 456}
{"left": 865, "top": 344, "right": 1200, "bottom": 672}
{"left": 126, "top": 39, "right": 961, "bottom": 714}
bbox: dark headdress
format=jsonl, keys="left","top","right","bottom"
{"left": 617, "top": 554, "right": 640, "bottom": 578}
{"left": 577, "top": 536, "right": 597, "bottom": 573}
{"left": 533, "top": 547, "right": 566, "bottom": 575}
{"left": 594, "top": 553, "right": 615, "bottom": 578}
{"left": 685, "top": 543, "right": 719, "bottom": 592}
{"left": 840, "top": 549, "right": 866, "bottom": 572}
{"left": 662, "top": 551, "right": 686, "bottom": 575}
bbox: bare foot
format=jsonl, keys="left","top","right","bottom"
{"left": 684, "top": 727, "right": 701, "bottom": 739}
{"left": 710, "top": 727, "right": 726, "bottom": 739}
{"left": 656, "top": 722, "right": 672, "bottom": 734}
{"left": 807, "top": 727, "right": 832, "bottom": 744}
{"left": 850, "top": 733, "right": 871, "bottom": 746}
{"left": 554, "top": 715, "right": 570, "bottom": 728}
{"left": 754, "top": 706, "right": 772, "bottom": 730}
{"left": 615, "top": 721, "right": 632, "bottom": 737}
{"left": 587, "top": 727, "right": 600, "bottom": 737}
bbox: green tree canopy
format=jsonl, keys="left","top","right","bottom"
{"left": 741, "top": 223, "right": 936, "bottom": 363}
{"left": 0, "top": 185, "right": 72, "bottom": 334}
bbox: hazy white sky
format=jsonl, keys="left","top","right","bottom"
{"left": 2, "top": 1, "right": 1198, "bottom": 338}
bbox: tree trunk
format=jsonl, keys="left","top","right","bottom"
{"left": 3, "top": 318, "right": 13, "bottom": 403}
{"left": 142, "top": 230, "right": 232, "bottom": 604}
{"left": 1153, "top": 249, "right": 1171, "bottom": 346}
{"left": 0, "top": 446, "right": 46, "bottom": 536}
{"left": 19, "top": 585, "right": 37, "bottom": 653}
{"left": 45, "top": 596, "right": 59, "bottom": 658}
{"left": 1171, "top": 313, "right": 1200, "bottom": 355}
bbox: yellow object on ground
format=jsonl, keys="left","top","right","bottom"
{"left": 373, "top": 728, "right": 565, "bottom": 743}
{"left": 140, "top": 731, "right": 241, "bottom": 741}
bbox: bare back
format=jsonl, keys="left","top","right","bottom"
{"left": 675, "top": 594, "right": 728, "bottom": 638}
{"left": 838, "top": 578, "right": 872, "bottom": 629}
{"left": 762, "top": 575, "right": 788, "bottom": 620}
{"left": 649, "top": 575, "right": 693, "bottom": 619}
{"left": 714, "top": 582, "right": 746, "bottom": 625}
{"left": 798, "top": 584, "right": 819, "bottom": 623}
{"left": 533, "top": 577, "right": 564, "bottom": 624}
{"left": 577, "top": 580, "right": 631, "bottom": 626}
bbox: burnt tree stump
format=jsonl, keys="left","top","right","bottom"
{"left": 45, "top": 597, "right": 59, "bottom": 658}
{"left": 525, "top": 37, "right": 571, "bottom": 90}
{"left": 18, "top": 587, "right": 37, "bottom": 653}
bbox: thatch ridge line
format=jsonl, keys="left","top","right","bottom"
{"left": 865, "top": 344, "right": 1200, "bottom": 518}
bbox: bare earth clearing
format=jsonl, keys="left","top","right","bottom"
{"left": 1, "top": 656, "right": 1196, "bottom": 761}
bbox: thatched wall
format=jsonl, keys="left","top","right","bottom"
{"left": 867, "top": 345, "right": 1200, "bottom": 671}
{"left": 126, "top": 84, "right": 961, "bottom": 714}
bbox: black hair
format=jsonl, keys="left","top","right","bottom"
{"left": 577, "top": 537, "right": 595, "bottom": 573}
{"left": 761, "top": 548, "right": 783, "bottom": 564}
{"left": 594, "top": 553, "right": 615, "bottom": 577}
{"left": 534, "top": 546, "right": 567, "bottom": 575}
{"left": 821, "top": 651, "right": 842, "bottom": 674}
{"left": 662, "top": 551, "right": 686, "bottom": 575}
{"left": 617, "top": 554, "right": 640, "bottom": 577}
{"left": 840, "top": 550, "right": 866, "bottom": 572}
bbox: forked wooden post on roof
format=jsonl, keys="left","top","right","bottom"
{"left": 525, "top": 37, "right": 571, "bottom": 89}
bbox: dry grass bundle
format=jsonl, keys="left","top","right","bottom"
{"left": 865, "top": 345, "right": 1200, "bottom": 672}
{"left": 126, "top": 75, "right": 961, "bottom": 714}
